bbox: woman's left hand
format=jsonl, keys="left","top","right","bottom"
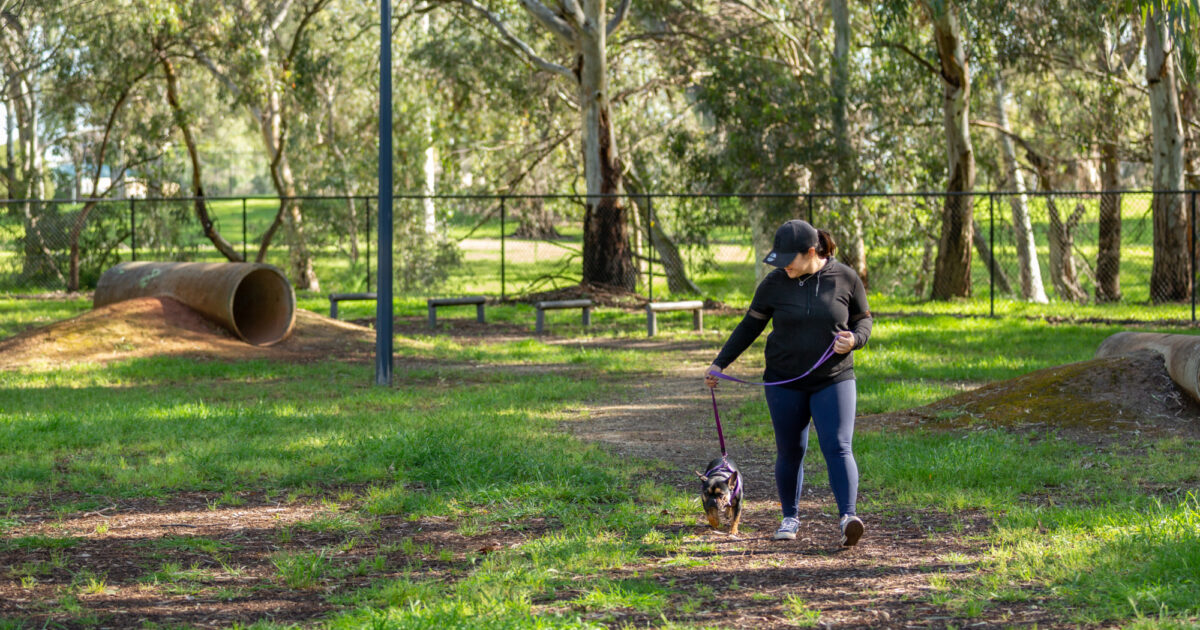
{"left": 833, "top": 331, "right": 855, "bottom": 354}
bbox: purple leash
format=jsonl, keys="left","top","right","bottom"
{"left": 704, "top": 338, "right": 840, "bottom": 490}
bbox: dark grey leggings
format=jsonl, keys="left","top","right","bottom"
{"left": 764, "top": 379, "right": 858, "bottom": 518}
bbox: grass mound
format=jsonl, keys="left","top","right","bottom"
{"left": 867, "top": 349, "right": 1200, "bottom": 442}
{"left": 0, "top": 296, "right": 374, "bottom": 369}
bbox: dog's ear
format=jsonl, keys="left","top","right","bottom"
{"left": 727, "top": 469, "right": 739, "bottom": 489}
{"left": 694, "top": 471, "right": 708, "bottom": 481}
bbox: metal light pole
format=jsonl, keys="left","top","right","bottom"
{"left": 375, "top": 0, "right": 394, "bottom": 386}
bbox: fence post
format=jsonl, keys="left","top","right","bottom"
{"left": 647, "top": 193, "right": 654, "bottom": 302}
{"left": 500, "top": 196, "right": 506, "bottom": 301}
{"left": 989, "top": 193, "right": 994, "bottom": 318}
{"left": 242, "top": 197, "right": 248, "bottom": 261}
{"left": 1192, "top": 191, "right": 1196, "bottom": 323}
{"left": 366, "top": 197, "right": 372, "bottom": 292}
{"left": 807, "top": 194, "right": 813, "bottom": 223}
{"left": 129, "top": 198, "right": 137, "bottom": 262}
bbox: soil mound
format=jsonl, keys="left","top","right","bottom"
{"left": 862, "top": 350, "right": 1200, "bottom": 441}
{"left": 0, "top": 297, "right": 375, "bottom": 369}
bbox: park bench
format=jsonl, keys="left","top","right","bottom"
{"left": 534, "top": 299, "right": 594, "bottom": 334}
{"left": 427, "top": 296, "right": 487, "bottom": 329}
{"left": 329, "top": 292, "right": 376, "bottom": 319}
{"left": 645, "top": 300, "right": 704, "bottom": 337}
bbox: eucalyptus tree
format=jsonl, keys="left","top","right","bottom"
{"left": 1144, "top": 4, "right": 1190, "bottom": 302}
{"left": 186, "top": 0, "right": 334, "bottom": 291}
{"left": 442, "top": 0, "right": 638, "bottom": 290}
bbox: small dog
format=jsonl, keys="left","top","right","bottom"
{"left": 696, "top": 456, "right": 743, "bottom": 535}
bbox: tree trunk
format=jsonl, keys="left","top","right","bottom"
{"left": 512, "top": 196, "right": 561, "bottom": 239}
{"left": 160, "top": 55, "right": 243, "bottom": 263}
{"left": 579, "top": 13, "right": 634, "bottom": 291}
{"left": 259, "top": 86, "right": 319, "bottom": 291}
{"left": 1096, "top": 141, "right": 1123, "bottom": 302}
{"left": 1145, "top": 8, "right": 1190, "bottom": 302}
{"left": 625, "top": 171, "right": 700, "bottom": 294}
{"left": 928, "top": 2, "right": 975, "bottom": 299}
{"left": 1045, "top": 198, "right": 1089, "bottom": 302}
{"left": 829, "top": 0, "right": 867, "bottom": 285}
{"left": 992, "top": 71, "right": 1047, "bottom": 303}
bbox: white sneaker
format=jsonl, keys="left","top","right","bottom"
{"left": 774, "top": 517, "right": 801, "bottom": 540}
{"left": 840, "top": 514, "right": 864, "bottom": 546}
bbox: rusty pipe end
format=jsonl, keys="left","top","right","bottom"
{"left": 229, "top": 266, "right": 296, "bottom": 346}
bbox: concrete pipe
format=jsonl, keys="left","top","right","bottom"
{"left": 95, "top": 262, "right": 296, "bottom": 346}
{"left": 1095, "top": 332, "right": 1200, "bottom": 403}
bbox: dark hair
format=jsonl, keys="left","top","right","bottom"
{"left": 816, "top": 229, "right": 837, "bottom": 258}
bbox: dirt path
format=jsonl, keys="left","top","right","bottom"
{"left": 567, "top": 365, "right": 1070, "bottom": 629}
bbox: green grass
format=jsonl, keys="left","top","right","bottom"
{"left": 2, "top": 297, "right": 1200, "bottom": 627}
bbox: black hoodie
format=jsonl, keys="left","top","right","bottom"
{"left": 713, "top": 259, "right": 872, "bottom": 392}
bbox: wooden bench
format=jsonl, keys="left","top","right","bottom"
{"left": 646, "top": 300, "right": 704, "bottom": 337}
{"left": 329, "top": 292, "right": 377, "bottom": 319}
{"left": 534, "top": 299, "right": 593, "bottom": 334}
{"left": 428, "top": 296, "right": 487, "bottom": 328}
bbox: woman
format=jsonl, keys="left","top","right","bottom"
{"left": 705, "top": 219, "right": 872, "bottom": 545}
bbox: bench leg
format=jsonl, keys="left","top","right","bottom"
{"left": 536, "top": 309, "right": 545, "bottom": 334}
{"left": 476, "top": 303, "right": 485, "bottom": 323}
{"left": 694, "top": 309, "right": 703, "bottom": 332}
{"left": 428, "top": 305, "right": 437, "bottom": 329}
{"left": 582, "top": 307, "right": 591, "bottom": 327}
{"left": 647, "top": 309, "right": 657, "bottom": 337}
{"left": 330, "top": 300, "right": 338, "bottom": 319}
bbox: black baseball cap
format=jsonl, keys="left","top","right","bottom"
{"left": 763, "top": 219, "right": 818, "bottom": 267}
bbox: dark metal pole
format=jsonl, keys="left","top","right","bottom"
{"left": 989, "top": 193, "right": 995, "bottom": 317}
{"left": 807, "top": 194, "right": 813, "bottom": 223}
{"left": 500, "top": 196, "right": 506, "bottom": 301}
{"left": 366, "top": 197, "right": 372, "bottom": 291}
{"left": 242, "top": 197, "right": 247, "bottom": 261}
{"left": 130, "top": 199, "right": 137, "bottom": 262}
{"left": 376, "top": 0, "right": 394, "bottom": 386}
{"left": 647, "top": 194, "right": 654, "bottom": 302}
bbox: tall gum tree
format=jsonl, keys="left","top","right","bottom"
{"left": 189, "top": 0, "right": 332, "bottom": 291}
{"left": 926, "top": 0, "right": 975, "bottom": 299}
{"left": 1144, "top": 5, "right": 1190, "bottom": 302}
{"left": 452, "top": 0, "right": 636, "bottom": 289}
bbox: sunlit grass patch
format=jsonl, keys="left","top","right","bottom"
{"left": 985, "top": 495, "right": 1200, "bottom": 623}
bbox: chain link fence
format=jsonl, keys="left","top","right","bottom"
{"left": 2, "top": 192, "right": 1196, "bottom": 321}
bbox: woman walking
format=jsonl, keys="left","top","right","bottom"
{"left": 705, "top": 219, "right": 872, "bottom": 545}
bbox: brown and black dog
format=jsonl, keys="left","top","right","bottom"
{"left": 696, "top": 457, "right": 743, "bottom": 535}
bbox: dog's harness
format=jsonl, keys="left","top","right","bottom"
{"left": 704, "top": 338, "right": 839, "bottom": 496}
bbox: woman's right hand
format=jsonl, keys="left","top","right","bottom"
{"left": 704, "top": 364, "right": 721, "bottom": 389}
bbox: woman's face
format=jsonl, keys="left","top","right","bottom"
{"left": 783, "top": 248, "right": 821, "bottom": 279}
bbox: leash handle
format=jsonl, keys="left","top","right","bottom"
{"left": 709, "top": 387, "right": 727, "bottom": 457}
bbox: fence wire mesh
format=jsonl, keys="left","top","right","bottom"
{"left": 1, "top": 192, "right": 1195, "bottom": 322}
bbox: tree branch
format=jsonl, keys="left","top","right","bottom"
{"left": 870, "top": 40, "right": 939, "bottom": 77}
{"left": 561, "top": 0, "right": 587, "bottom": 29}
{"left": 607, "top": 0, "right": 631, "bottom": 36}
{"left": 515, "top": 0, "right": 575, "bottom": 43}
{"left": 454, "top": 0, "right": 575, "bottom": 79}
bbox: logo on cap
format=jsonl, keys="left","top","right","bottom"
{"left": 767, "top": 253, "right": 776, "bottom": 261}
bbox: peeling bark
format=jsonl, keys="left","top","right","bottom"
{"left": 927, "top": 2, "right": 975, "bottom": 299}
{"left": 1145, "top": 8, "right": 1190, "bottom": 302}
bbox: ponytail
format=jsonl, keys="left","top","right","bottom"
{"left": 816, "top": 229, "right": 837, "bottom": 258}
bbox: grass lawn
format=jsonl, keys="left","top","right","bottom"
{"left": 1, "top": 297, "right": 1199, "bottom": 627}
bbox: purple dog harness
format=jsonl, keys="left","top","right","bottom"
{"left": 703, "top": 338, "right": 840, "bottom": 493}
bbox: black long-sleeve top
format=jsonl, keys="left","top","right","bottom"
{"left": 713, "top": 259, "right": 872, "bottom": 392}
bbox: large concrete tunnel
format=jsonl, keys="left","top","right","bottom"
{"left": 94, "top": 262, "right": 296, "bottom": 346}
{"left": 1096, "top": 332, "right": 1200, "bottom": 404}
